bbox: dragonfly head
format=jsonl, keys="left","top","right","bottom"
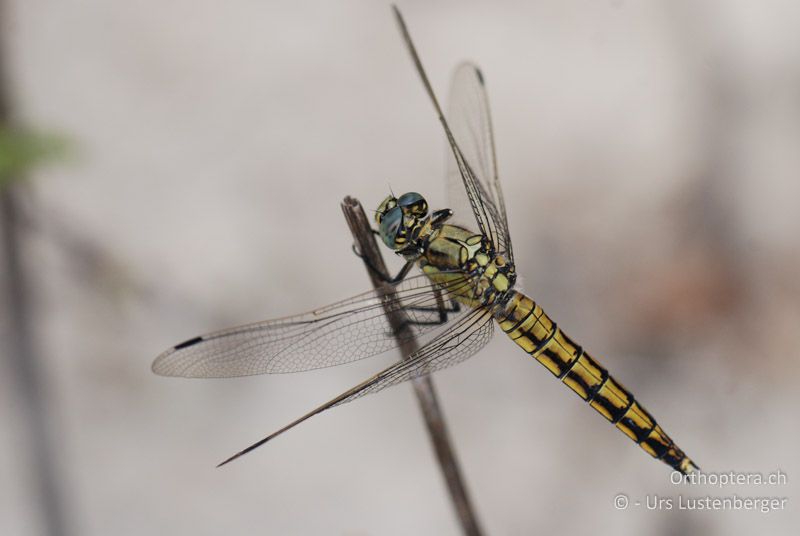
{"left": 375, "top": 192, "right": 430, "bottom": 253}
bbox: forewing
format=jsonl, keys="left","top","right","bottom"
{"left": 393, "top": 7, "right": 510, "bottom": 258}
{"left": 152, "top": 274, "right": 472, "bottom": 378}
{"left": 446, "top": 62, "right": 513, "bottom": 261}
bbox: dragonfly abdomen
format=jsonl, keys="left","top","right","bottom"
{"left": 494, "top": 290, "right": 697, "bottom": 474}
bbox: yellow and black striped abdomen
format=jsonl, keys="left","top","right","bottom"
{"left": 495, "top": 290, "right": 697, "bottom": 474}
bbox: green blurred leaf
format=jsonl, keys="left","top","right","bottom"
{"left": 0, "top": 126, "right": 70, "bottom": 189}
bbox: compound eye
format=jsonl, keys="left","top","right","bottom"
{"left": 375, "top": 196, "right": 398, "bottom": 226}
{"left": 378, "top": 206, "right": 403, "bottom": 248}
{"left": 397, "top": 192, "right": 428, "bottom": 217}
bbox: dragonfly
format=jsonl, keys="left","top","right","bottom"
{"left": 153, "top": 6, "right": 698, "bottom": 475}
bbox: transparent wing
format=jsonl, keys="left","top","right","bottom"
{"left": 333, "top": 307, "right": 494, "bottom": 406}
{"left": 446, "top": 62, "right": 513, "bottom": 261}
{"left": 393, "top": 7, "right": 511, "bottom": 259}
{"left": 152, "top": 274, "right": 473, "bottom": 378}
{"left": 217, "top": 307, "right": 494, "bottom": 466}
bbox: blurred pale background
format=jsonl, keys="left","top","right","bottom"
{"left": 1, "top": 1, "right": 798, "bottom": 535}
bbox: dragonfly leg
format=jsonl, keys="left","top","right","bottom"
{"left": 386, "top": 260, "right": 416, "bottom": 284}
{"left": 402, "top": 299, "right": 461, "bottom": 324}
{"left": 430, "top": 208, "right": 453, "bottom": 227}
{"left": 351, "top": 242, "right": 416, "bottom": 284}
{"left": 404, "top": 299, "right": 461, "bottom": 320}
{"left": 394, "top": 292, "right": 462, "bottom": 336}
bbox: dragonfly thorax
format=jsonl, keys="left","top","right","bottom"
{"left": 418, "top": 224, "right": 517, "bottom": 309}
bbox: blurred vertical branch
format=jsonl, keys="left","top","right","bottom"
{"left": 341, "top": 197, "right": 484, "bottom": 536}
{"left": 0, "top": 2, "right": 71, "bottom": 535}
